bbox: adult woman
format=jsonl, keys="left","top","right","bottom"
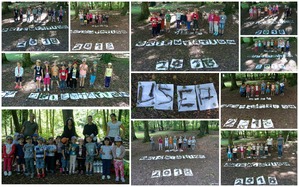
{"left": 61, "top": 118, "right": 78, "bottom": 140}
{"left": 106, "top": 114, "right": 125, "bottom": 142}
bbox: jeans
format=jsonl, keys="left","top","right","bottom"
{"left": 61, "top": 157, "right": 69, "bottom": 170}
{"left": 152, "top": 27, "right": 157, "bottom": 36}
{"left": 25, "top": 158, "right": 34, "bottom": 173}
{"left": 102, "top": 159, "right": 112, "bottom": 175}
{"left": 105, "top": 76, "right": 111, "bottom": 88}
{"left": 176, "top": 20, "right": 181, "bottom": 29}
{"left": 46, "top": 156, "right": 56, "bottom": 172}
{"left": 278, "top": 145, "right": 283, "bottom": 157}
{"left": 187, "top": 21, "right": 191, "bottom": 30}
{"left": 213, "top": 24, "right": 218, "bottom": 35}
{"left": 209, "top": 21, "right": 213, "bottom": 33}
{"left": 60, "top": 80, "right": 66, "bottom": 90}
{"left": 193, "top": 20, "right": 199, "bottom": 30}
{"left": 90, "top": 75, "right": 96, "bottom": 85}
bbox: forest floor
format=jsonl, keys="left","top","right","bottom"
{"left": 2, "top": 2, "right": 69, "bottom": 51}
{"left": 70, "top": 10, "right": 129, "bottom": 51}
{"left": 131, "top": 3, "right": 239, "bottom": 71}
{"left": 241, "top": 39, "right": 297, "bottom": 71}
{"left": 221, "top": 83, "right": 297, "bottom": 129}
{"left": 221, "top": 139, "right": 297, "bottom": 185}
{"left": 131, "top": 130, "right": 219, "bottom": 185}
{"left": 241, "top": 7, "right": 298, "bottom": 35}
{"left": 2, "top": 53, "right": 129, "bottom": 107}
{"left": 131, "top": 73, "right": 219, "bottom": 119}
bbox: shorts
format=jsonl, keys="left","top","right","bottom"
{"left": 85, "top": 155, "right": 94, "bottom": 163}
{"left": 36, "top": 157, "right": 45, "bottom": 169}
{"left": 17, "top": 157, "right": 25, "bottom": 165}
{"left": 181, "top": 21, "right": 186, "bottom": 25}
{"left": 44, "top": 77, "right": 51, "bottom": 85}
{"left": 80, "top": 74, "right": 86, "bottom": 78}
{"left": 36, "top": 76, "right": 42, "bottom": 81}
{"left": 227, "top": 152, "right": 232, "bottom": 159}
{"left": 52, "top": 76, "right": 59, "bottom": 81}
{"left": 16, "top": 77, "right": 22, "bottom": 82}
{"left": 219, "top": 23, "right": 225, "bottom": 29}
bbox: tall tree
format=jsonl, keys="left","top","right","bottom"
{"left": 11, "top": 110, "right": 21, "bottom": 133}
{"left": 102, "top": 110, "right": 107, "bottom": 135}
{"left": 198, "top": 121, "right": 208, "bottom": 136}
{"left": 2, "top": 2, "right": 10, "bottom": 14}
{"left": 221, "top": 74, "right": 226, "bottom": 89}
{"left": 230, "top": 73, "right": 238, "bottom": 91}
{"left": 228, "top": 131, "right": 233, "bottom": 146}
{"left": 21, "top": 110, "right": 28, "bottom": 126}
{"left": 46, "top": 110, "right": 49, "bottom": 134}
{"left": 160, "top": 121, "right": 164, "bottom": 131}
{"left": 183, "top": 121, "right": 187, "bottom": 132}
{"left": 143, "top": 121, "right": 150, "bottom": 143}
{"left": 51, "top": 110, "right": 55, "bottom": 137}
{"left": 140, "top": 2, "right": 150, "bottom": 20}
{"left": 131, "top": 121, "right": 137, "bottom": 140}
{"left": 22, "top": 53, "right": 32, "bottom": 68}
{"left": 38, "top": 110, "right": 42, "bottom": 134}
{"left": 62, "top": 110, "right": 74, "bottom": 124}
{"left": 118, "top": 110, "right": 123, "bottom": 121}
{"left": 121, "top": 2, "right": 129, "bottom": 15}
{"left": 2, "top": 53, "right": 9, "bottom": 63}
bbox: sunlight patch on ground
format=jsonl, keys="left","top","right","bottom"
{"left": 23, "top": 80, "right": 37, "bottom": 93}
{"left": 285, "top": 59, "right": 297, "bottom": 71}
{"left": 147, "top": 54, "right": 158, "bottom": 60}
{"left": 245, "top": 60, "right": 255, "bottom": 71}
{"left": 279, "top": 171, "right": 296, "bottom": 177}
{"left": 258, "top": 58, "right": 269, "bottom": 65}
{"left": 189, "top": 46, "right": 202, "bottom": 57}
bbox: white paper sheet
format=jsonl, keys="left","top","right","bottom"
{"left": 251, "top": 119, "right": 262, "bottom": 129}
{"left": 190, "top": 59, "right": 204, "bottom": 69}
{"left": 61, "top": 93, "right": 69, "bottom": 100}
{"left": 245, "top": 177, "right": 254, "bottom": 185}
{"left": 83, "top": 43, "right": 92, "bottom": 50}
{"left": 196, "top": 83, "right": 218, "bottom": 110}
{"left": 72, "top": 43, "right": 83, "bottom": 50}
{"left": 237, "top": 120, "right": 249, "bottom": 129}
{"left": 106, "top": 43, "right": 114, "bottom": 50}
{"left": 38, "top": 93, "right": 49, "bottom": 100}
{"left": 234, "top": 178, "right": 244, "bottom": 185}
{"left": 170, "top": 59, "right": 183, "bottom": 69}
{"left": 202, "top": 58, "right": 219, "bottom": 68}
{"left": 256, "top": 176, "right": 266, "bottom": 185}
{"left": 28, "top": 92, "right": 39, "bottom": 99}
{"left": 49, "top": 38, "right": 60, "bottom": 45}
{"left": 156, "top": 60, "right": 169, "bottom": 71}
{"left": 49, "top": 94, "right": 58, "bottom": 101}
{"left": 95, "top": 43, "right": 103, "bottom": 50}
{"left": 70, "top": 93, "right": 79, "bottom": 100}
{"left": 268, "top": 176, "right": 278, "bottom": 185}
{"left": 262, "top": 119, "right": 274, "bottom": 128}
{"left": 154, "top": 84, "right": 174, "bottom": 110}
{"left": 137, "top": 81, "right": 156, "bottom": 107}
{"left": 223, "top": 119, "right": 237, "bottom": 128}
{"left": 177, "top": 85, "right": 198, "bottom": 112}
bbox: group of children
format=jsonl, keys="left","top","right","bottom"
{"left": 79, "top": 10, "right": 109, "bottom": 26}
{"left": 14, "top": 59, "right": 114, "bottom": 92}
{"left": 253, "top": 39, "right": 290, "bottom": 53}
{"left": 2, "top": 134, "right": 126, "bottom": 182}
{"left": 227, "top": 143, "right": 272, "bottom": 161}
{"left": 240, "top": 80, "right": 285, "bottom": 97}
{"left": 150, "top": 135, "right": 197, "bottom": 151}
{"left": 13, "top": 5, "right": 65, "bottom": 24}
{"left": 149, "top": 8, "right": 227, "bottom": 37}
{"left": 249, "top": 5, "right": 292, "bottom": 20}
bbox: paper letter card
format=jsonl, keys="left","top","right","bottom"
{"left": 137, "top": 81, "right": 156, "bottom": 107}
{"left": 154, "top": 84, "right": 174, "bottom": 110}
{"left": 177, "top": 85, "right": 198, "bottom": 112}
{"left": 196, "top": 83, "right": 218, "bottom": 110}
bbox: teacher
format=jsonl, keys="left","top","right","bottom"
{"left": 21, "top": 113, "right": 38, "bottom": 137}
{"left": 61, "top": 118, "right": 78, "bottom": 140}
{"left": 106, "top": 113, "right": 125, "bottom": 142}
{"left": 83, "top": 115, "right": 98, "bottom": 142}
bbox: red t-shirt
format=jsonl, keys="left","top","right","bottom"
{"left": 150, "top": 17, "right": 158, "bottom": 27}
{"left": 59, "top": 69, "right": 68, "bottom": 80}
{"left": 213, "top": 15, "right": 220, "bottom": 22}
{"left": 192, "top": 13, "right": 199, "bottom": 20}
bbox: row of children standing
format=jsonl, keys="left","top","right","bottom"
{"left": 240, "top": 80, "right": 285, "bottom": 97}
{"left": 14, "top": 59, "right": 113, "bottom": 91}
{"left": 2, "top": 134, "right": 126, "bottom": 182}
{"left": 79, "top": 10, "right": 109, "bottom": 26}
{"left": 150, "top": 135, "right": 196, "bottom": 151}
{"left": 254, "top": 39, "right": 290, "bottom": 53}
{"left": 249, "top": 5, "right": 292, "bottom": 20}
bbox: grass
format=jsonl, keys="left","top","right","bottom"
{"left": 224, "top": 80, "right": 259, "bottom": 87}
{"left": 221, "top": 138, "right": 259, "bottom": 146}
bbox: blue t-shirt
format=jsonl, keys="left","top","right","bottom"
{"left": 70, "top": 143, "right": 79, "bottom": 155}
{"left": 46, "top": 144, "right": 57, "bottom": 157}
{"left": 16, "top": 144, "right": 25, "bottom": 158}
{"left": 35, "top": 145, "right": 45, "bottom": 158}
{"left": 85, "top": 142, "right": 97, "bottom": 156}
{"left": 24, "top": 143, "right": 35, "bottom": 158}
{"left": 101, "top": 145, "right": 112, "bottom": 160}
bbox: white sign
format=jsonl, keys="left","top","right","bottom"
{"left": 154, "top": 84, "right": 174, "bottom": 110}
{"left": 234, "top": 178, "right": 243, "bottom": 185}
{"left": 268, "top": 176, "right": 278, "bottom": 185}
{"left": 223, "top": 119, "right": 237, "bottom": 127}
{"left": 174, "top": 168, "right": 183, "bottom": 176}
{"left": 151, "top": 168, "right": 193, "bottom": 178}
{"left": 72, "top": 43, "right": 115, "bottom": 51}
{"left": 183, "top": 168, "right": 193, "bottom": 176}
{"left": 137, "top": 81, "right": 156, "bottom": 107}
{"left": 139, "top": 154, "right": 206, "bottom": 161}
{"left": 136, "top": 39, "right": 237, "bottom": 47}
{"left": 256, "top": 176, "right": 266, "bottom": 185}
{"left": 196, "top": 83, "right": 218, "bottom": 111}
{"left": 245, "top": 177, "right": 254, "bottom": 185}
{"left": 151, "top": 170, "right": 161, "bottom": 178}
{"left": 224, "top": 162, "right": 290, "bottom": 167}
{"left": 70, "top": 29, "right": 127, "bottom": 35}
{"left": 162, "top": 169, "right": 172, "bottom": 177}
{"left": 255, "top": 29, "right": 286, "bottom": 35}
{"left": 237, "top": 120, "right": 249, "bottom": 129}
{"left": 177, "top": 85, "right": 198, "bottom": 112}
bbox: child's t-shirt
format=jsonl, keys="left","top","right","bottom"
{"left": 176, "top": 12, "right": 182, "bottom": 20}
{"left": 232, "top": 147, "right": 237, "bottom": 153}
{"left": 219, "top": 15, "right": 227, "bottom": 24}
{"left": 44, "top": 67, "right": 51, "bottom": 78}
{"left": 192, "top": 13, "right": 199, "bottom": 20}
{"left": 213, "top": 15, "right": 220, "bottom": 23}
{"left": 69, "top": 143, "right": 78, "bottom": 155}
{"left": 173, "top": 138, "right": 177, "bottom": 144}
{"left": 90, "top": 66, "right": 98, "bottom": 76}
{"left": 187, "top": 139, "right": 192, "bottom": 145}
{"left": 165, "top": 138, "right": 169, "bottom": 144}
{"left": 71, "top": 68, "right": 78, "bottom": 79}
{"left": 24, "top": 143, "right": 34, "bottom": 158}
{"left": 105, "top": 68, "right": 113, "bottom": 77}
{"left": 16, "top": 144, "right": 25, "bottom": 158}
{"left": 79, "top": 64, "right": 88, "bottom": 75}
{"left": 59, "top": 69, "right": 68, "bottom": 80}
{"left": 150, "top": 137, "right": 154, "bottom": 144}
{"left": 101, "top": 145, "right": 112, "bottom": 160}
{"left": 61, "top": 144, "right": 70, "bottom": 158}
{"left": 56, "top": 142, "right": 63, "bottom": 153}
{"left": 116, "top": 147, "right": 123, "bottom": 158}
{"left": 52, "top": 66, "right": 59, "bottom": 76}
{"left": 150, "top": 17, "right": 158, "bottom": 27}
{"left": 158, "top": 138, "right": 163, "bottom": 144}
{"left": 86, "top": 142, "right": 97, "bottom": 156}
{"left": 35, "top": 145, "right": 45, "bottom": 158}
{"left": 34, "top": 66, "right": 43, "bottom": 77}
{"left": 165, "top": 14, "right": 171, "bottom": 22}
{"left": 191, "top": 139, "right": 196, "bottom": 145}
{"left": 46, "top": 144, "right": 57, "bottom": 157}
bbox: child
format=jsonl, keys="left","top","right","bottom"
{"left": 79, "top": 58, "right": 88, "bottom": 88}
{"left": 192, "top": 9, "right": 200, "bottom": 34}
{"left": 150, "top": 12, "right": 158, "bottom": 37}
{"left": 61, "top": 137, "right": 70, "bottom": 174}
{"left": 165, "top": 10, "right": 171, "bottom": 33}
{"left": 58, "top": 6, "right": 64, "bottom": 23}
{"left": 260, "top": 144, "right": 264, "bottom": 157}
{"left": 33, "top": 59, "right": 43, "bottom": 92}
{"left": 158, "top": 136, "right": 163, "bottom": 150}
{"left": 77, "top": 138, "right": 86, "bottom": 175}
{"left": 191, "top": 136, "right": 196, "bottom": 150}
{"left": 51, "top": 62, "right": 59, "bottom": 90}
{"left": 246, "top": 144, "right": 251, "bottom": 158}
{"left": 254, "top": 41, "right": 258, "bottom": 53}
{"left": 46, "top": 137, "right": 57, "bottom": 174}
{"left": 271, "top": 82, "right": 275, "bottom": 96}
{"left": 52, "top": 8, "right": 56, "bottom": 22}
{"left": 266, "top": 82, "right": 271, "bottom": 94}
{"left": 3, "top": 136, "right": 16, "bottom": 176}
{"left": 32, "top": 7, "right": 37, "bottom": 21}
{"left": 239, "top": 144, "right": 245, "bottom": 159}
{"left": 104, "top": 63, "right": 113, "bottom": 88}
{"left": 15, "top": 62, "right": 24, "bottom": 89}
{"left": 285, "top": 41, "right": 290, "bottom": 52}
{"left": 37, "top": 6, "right": 42, "bottom": 22}
{"left": 246, "top": 84, "right": 250, "bottom": 98}
{"left": 48, "top": 7, "right": 52, "bottom": 21}
{"left": 79, "top": 11, "right": 84, "bottom": 25}
{"left": 32, "top": 134, "right": 38, "bottom": 146}
{"left": 150, "top": 136, "right": 155, "bottom": 151}
{"left": 256, "top": 143, "right": 260, "bottom": 159}
{"left": 180, "top": 10, "right": 187, "bottom": 30}
{"left": 16, "top": 137, "right": 25, "bottom": 174}
{"left": 35, "top": 137, "right": 46, "bottom": 178}
{"left": 187, "top": 137, "right": 192, "bottom": 149}
{"left": 26, "top": 7, "right": 31, "bottom": 22}
{"left": 183, "top": 136, "right": 187, "bottom": 150}
{"left": 275, "top": 82, "right": 279, "bottom": 95}
{"left": 59, "top": 64, "right": 68, "bottom": 92}
{"left": 169, "top": 136, "right": 173, "bottom": 149}
{"left": 213, "top": 12, "right": 220, "bottom": 36}
{"left": 280, "top": 82, "right": 285, "bottom": 96}
{"left": 175, "top": 8, "right": 182, "bottom": 30}
{"left": 249, "top": 7, "right": 253, "bottom": 19}
{"left": 252, "top": 143, "right": 256, "bottom": 157}
{"left": 66, "top": 62, "right": 73, "bottom": 88}
{"left": 255, "top": 83, "right": 259, "bottom": 97}
{"left": 173, "top": 136, "right": 177, "bottom": 150}
{"left": 85, "top": 136, "right": 98, "bottom": 175}
{"left": 55, "top": 136, "right": 63, "bottom": 173}
{"left": 232, "top": 145, "right": 238, "bottom": 160}
{"left": 43, "top": 61, "right": 51, "bottom": 91}
{"left": 164, "top": 135, "right": 169, "bottom": 150}
{"left": 219, "top": 11, "right": 227, "bottom": 36}
{"left": 13, "top": 133, "right": 20, "bottom": 145}
{"left": 208, "top": 11, "right": 214, "bottom": 34}
{"left": 178, "top": 136, "right": 182, "bottom": 150}
{"left": 70, "top": 62, "right": 79, "bottom": 89}
{"left": 69, "top": 136, "right": 78, "bottom": 174}
{"left": 261, "top": 80, "right": 266, "bottom": 95}
{"left": 185, "top": 10, "right": 192, "bottom": 32}
{"left": 227, "top": 145, "right": 232, "bottom": 161}
{"left": 100, "top": 137, "right": 113, "bottom": 180}
{"left": 90, "top": 61, "right": 98, "bottom": 88}
{"left": 112, "top": 136, "right": 126, "bottom": 182}
{"left": 24, "top": 136, "right": 35, "bottom": 178}
{"left": 156, "top": 14, "right": 162, "bottom": 35}
{"left": 264, "top": 144, "right": 268, "bottom": 156}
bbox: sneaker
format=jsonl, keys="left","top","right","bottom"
{"left": 8, "top": 171, "right": 12, "bottom": 176}
{"left": 37, "top": 174, "right": 41, "bottom": 178}
{"left": 4, "top": 171, "right": 8, "bottom": 176}
{"left": 15, "top": 85, "right": 19, "bottom": 89}
{"left": 17, "top": 171, "right": 21, "bottom": 175}
{"left": 47, "top": 87, "right": 50, "bottom": 91}
{"left": 31, "top": 173, "right": 34, "bottom": 179}
{"left": 43, "top": 87, "right": 46, "bottom": 91}
{"left": 24, "top": 172, "right": 29, "bottom": 177}
{"left": 42, "top": 173, "right": 45, "bottom": 178}
{"left": 107, "top": 175, "right": 111, "bottom": 180}
{"left": 19, "top": 86, "right": 22, "bottom": 89}
{"left": 102, "top": 175, "right": 106, "bottom": 180}
{"left": 115, "top": 177, "right": 119, "bottom": 182}
{"left": 121, "top": 177, "right": 125, "bottom": 183}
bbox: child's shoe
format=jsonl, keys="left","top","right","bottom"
{"left": 15, "top": 85, "right": 19, "bottom": 89}
{"left": 37, "top": 173, "right": 41, "bottom": 178}
{"left": 42, "top": 173, "right": 45, "bottom": 178}
{"left": 115, "top": 177, "right": 119, "bottom": 182}
{"left": 107, "top": 175, "right": 111, "bottom": 180}
{"left": 47, "top": 87, "right": 50, "bottom": 91}
{"left": 19, "top": 85, "right": 22, "bottom": 89}
{"left": 121, "top": 177, "right": 125, "bottom": 183}
{"left": 102, "top": 175, "right": 106, "bottom": 180}
{"left": 8, "top": 171, "right": 12, "bottom": 176}
{"left": 44, "top": 87, "right": 46, "bottom": 91}
{"left": 4, "top": 171, "right": 8, "bottom": 176}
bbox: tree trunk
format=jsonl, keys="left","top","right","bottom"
{"left": 109, "top": 2, "right": 113, "bottom": 10}
{"left": 74, "top": 2, "right": 80, "bottom": 19}
{"left": 198, "top": 121, "right": 208, "bottom": 136}
{"left": 206, "top": 121, "right": 209, "bottom": 134}
{"left": 183, "top": 121, "right": 187, "bottom": 132}
{"left": 160, "top": 121, "right": 164, "bottom": 131}
{"left": 22, "top": 110, "right": 28, "bottom": 126}
{"left": 230, "top": 73, "right": 238, "bottom": 91}
{"left": 22, "top": 53, "right": 32, "bottom": 68}
{"left": 38, "top": 110, "right": 42, "bottom": 134}
{"left": 51, "top": 110, "right": 55, "bottom": 137}
{"left": 102, "top": 110, "right": 107, "bottom": 135}
{"left": 121, "top": 2, "right": 129, "bottom": 16}
{"left": 2, "top": 2, "right": 10, "bottom": 14}
{"left": 62, "top": 110, "right": 74, "bottom": 124}
{"left": 228, "top": 131, "right": 233, "bottom": 146}
{"left": 10, "top": 117, "right": 13, "bottom": 135}
{"left": 143, "top": 121, "right": 150, "bottom": 143}
{"left": 140, "top": 2, "right": 150, "bottom": 20}
{"left": 2, "top": 53, "right": 9, "bottom": 63}
{"left": 118, "top": 110, "right": 123, "bottom": 121}
{"left": 11, "top": 110, "right": 21, "bottom": 133}
{"left": 131, "top": 121, "right": 138, "bottom": 140}
{"left": 46, "top": 110, "right": 49, "bottom": 133}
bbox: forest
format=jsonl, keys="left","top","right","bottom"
{"left": 2, "top": 109, "right": 130, "bottom": 140}
{"left": 132, "top": 120, "right": 219, "bottom": 142}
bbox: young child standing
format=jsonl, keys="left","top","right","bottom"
{"left": 169, "top": 136, "right": 173, "bottom": 150}
{"left": 35, "top": 137, "right": 46, "bottom": 178}
{"left": 90, "top": 61, "right": 98, "bottom": 88}
{"left": 69, "top": 136, "right": 78, "bottom": 174}
{"left": 178, "top": 136, "right": 183, "bottom": 150}
{"left": 46, "top": 137, "right": 57, "bottom": 174}
{"left": 173, "top": 136, "right": 177, "bottom": 150}
{"left": 191, "top": 136, "right": 196, "bottom": 150}
{"left": 79, "top": 58, "right": 88, "bottom": 88}
{"left": 227, "top": 145, "right": 232, "bottom": 161}
{"left": 51, "top": 62, "right": 59, "bottom": 90}
{"left": 239, "top": 144, "right": 245, "bottom": 159}
{"left": 85, "top": 136, "right": 98, "bottom": 175}
{"left": 15, "top": 62, "right": 24, "bottom": 89}
{"left": 66, "top": 62, "right": 73, "bottom": 89}
{"left": 43, "top": 61, "right": 51, "bottom": 91}
{"left": 187, "top": 137, "right": 192, "bottom": 149}
{"left": 100, "top": 137, "right": 113, "bottom": 180}
{"left": 266, "top": 82, "right": 271, "bottom": 94}
{"left": 246, "top": 84, "right": 251, "bottom": 98}
{"left": 271, "top": 82, "right": 275, "bottom": 96}
{"left": 275, "top": 82, "right": 279, "bottom": 95}
{"left": 76, "top": 138, "right": 86, "bottom": 175}
{"left": 150, "top": 12, "right": 158, "bottom": 37}
{"left": 175, "top": 8, "right": 182, "bottom": 30}
{"left": 16, "top": 137, "right": 25, "bottom": 174}
{"left": 261, "top": 80, "right": 266, "bottom": 95}
{"left": 158, "top": 136, "right": 163, "bottom": 150}
{"left": 59, "top": 64, "right": 68, "bottom": 92}
{"left": 2, "top": 136, "right": 16, "bottom": 177}
{"left": 213, "top": 12, "right": 220, "bottom": 36}
{"left": 112, "top": 136, "right": 126, "bottom": 183}
{"left": 52, "top": 8, "right": 56, "bottom": 22}
{"left": 104, "top": 63, "right": 113, "bottom": 88}
{"left": 183, "top": 136, "right": 187, "bottom": 150}
{"left": 55, "top": 136, "right": 63, "bottom": 173}
{"left": 208, "top": 11, "right": 214, "bottom": 34}
{"left": 192, "top": 8, "right": 200, "bottom": 33}
{"left": 24, "top": 136, "right": 35, "bottom": 178}
{"left": 232, "top": 145, "right": 238, "bottom": 160}
{"left": 70, "top": 62, "right": 79, "bottom": 89}
{"left": 219, "top": 11, "right": 227, "bottom": 36}
{"left": 165, "top": 10, "right": 171, "bottom": 33}
{"left": 150, "top": 136, "right": 155, "bottom": 151}
{"left": 33, "top": 60, "right": 43, "bottom": 92}
{"left": 61, "top": 137, "right": 70, "bottom": 174}
{"left": 164, "top": 135, "right": 169, "bottom": 150}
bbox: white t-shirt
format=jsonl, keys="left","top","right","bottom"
{"left": 107, "top": 121, "right": 122, "bottom": 138}
{"left": 165, "top": 137, "right": 169, "bottom": 146}
{"left": 267, "top": 138, "right": 273, "bottom": 145}
{"left": 116, "top": 147, "right": 121, "bottom": 157}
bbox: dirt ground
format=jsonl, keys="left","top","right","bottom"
{"left": 131, "top": 4, "right": 239, "bottom": 71}
{"left": 241, "top": 6, "right": 298, "bottom": 35}
{"left": 131, "top": 130, "right": 219, "bottom": 185}
{"left": 221, "top": 84, "right": 297, "bottom": 129}
{"left": 241, "top": 39, "right": 297, "bottom": 71}
{"left": 2, "top": 3, "right": 69, "bottom": 51}
{"left": 131, "top": 73, "right": 219, "bottom": 119}
{"left": 221, "top": 140, "right": 297, "bottom": 185}
{"left": 2, "top": 54, "right": 129, "bottom": 107}
{"left": 70, "top": 11, "right": 129, "bottom": 51}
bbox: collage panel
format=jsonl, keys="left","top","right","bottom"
{"left": 70, "top": 1, "right": 129, "bottom": 52}
{"left": 131, "top": 2, "right": 239, "bottom": 71}
{"left": 241, "top": 37, "right": 297, "bottom": 71}
{"left": 131, "top": 120, "right": 219, "bottom": 185}
{"left": 2, "top": 109, "right": 130, "bottom": 184}
{"left": 241, "top": 2, "right": 297, "bottom": 35}
{"left": 131, "top": 73, "right": 219, "bottom": 119}
{"left": 2, "top": 1, "right": 69, "bottom": 51}
{"left": 221, "top": 130, "right": 297, "bottom": 185}
{"left": 221, "top": 73, "right": 297, "bottom": 129}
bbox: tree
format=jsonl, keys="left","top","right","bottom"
{"left": 21, "top": 110, "right": 28, "bottom": 126}
{"left": 131, "top": 122, "right": 137, "bottom": 140}
{"left": 2, "top": 53, "right": 9, "bottom": 63}
{"left": 183, "top": 121, "right": 187, "bottom": 132}
{"left": 2, "top": 2, "right": 10, "bottom": 14}
{"left": 62, "top": 110, "right": 74, "bottom": 124}
{"left": 11, "top": 110, "right": 21, "bottom": 133}
{"left": 102, "top": 110, "right": 107, "bottom": 135}
{"left": 73, "top": 2, "right": 80, "bottom": 19}
{"left": 143, "top": 121, "right": 150, "bottom": 143}
{"left": 140, "top": 2, "right": 150, "bottom": 20}
{"left": 102, "top": 53, "right": 112, "bottom": 63}
{"left": 22, "top": 53, "right": 32, "bottom": 68}
{"left": 221, "top": 74, "right": 226, "bottom": 89}
{"left": 228, "top": 131, "right": 233, "bottom": 146}
{"left": 198, "top": 121, "right": 208, "bottom": 136}
{"left": 160, "top": 121, "right": 164, "bottom": 131}
{"left": 121, "top": 2, "right": 129, "bottom": 15}
{"left": 230, "top": 73, "right": 238, "bottom": 91}
{"left": 38, "top": 110, "right": 42, "bottom": 134}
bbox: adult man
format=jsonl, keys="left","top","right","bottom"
{"left": 266, "top": 136, "right": 273, "bottom": 156}
{"left": 83, "top": 115, "right": 98, "bottom": 142}
{"left": 277, "top": 134, "right": 284, "bottom": 158}
{"left": 13, "top": 5, "right": 19, "bottom": 22}
{"left": 21, "top": 113, "right": 38, "bottom": 137}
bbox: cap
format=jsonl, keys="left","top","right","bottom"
{"left": 36, "top": 59, "right": 41, "bottom": 63}
{"left": 61, "top": 137, "right": 69, "bottom": 144}
{"left": 6, "top": 136, "right": 13, "bottom": 140}
{"left": 32, "top": 133, "right": 38, "bottom": 137}
{"left": 71, "top": 136, "right": 77, "bottom": 140}
{"left": 108, "top": 62, "right": 112, "bottom": 66}
{"left": 114, "top": 136, "right": 122, "bottom": 142}
{"left": 26, "top": 136, "right": 32, "bottom": 140}
{"left": 44, "top": 61, "right": 49, "bottom": 64}
{"left": 37, "top": 137, "right": 43, "bottom": 141}
{"left": 104, "top": 136, "right": 111, "bottom": 141}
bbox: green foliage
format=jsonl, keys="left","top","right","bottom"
{"left": 124, "top": 160, "right": 130, "bottom": 176}
{"left": 101, "top": 53, "right": 112, "bottom": 63}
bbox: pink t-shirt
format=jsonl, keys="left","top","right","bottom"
{"left": 186, "top": 13, "right": 192, "bottom": 22}
{"left": 208, "top": 14, "right": 214, "bottom": 21}
{"left": 158, "top": 138, "right": 163, "bottom": 144}
{"left": 79, "top": 64, "right": 88, "bottom": 75}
